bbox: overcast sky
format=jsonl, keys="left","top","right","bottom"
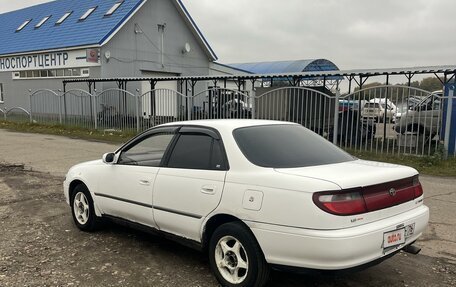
{"left": 1, "top": 0, "right": 455, "bottom": 71}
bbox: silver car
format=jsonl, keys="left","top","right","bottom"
{"left": 395, "top": 91, "right": 442, "bottom": 136}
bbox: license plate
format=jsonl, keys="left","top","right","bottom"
{"left": 383, "top": 229, "right": 406, "bottom": 248}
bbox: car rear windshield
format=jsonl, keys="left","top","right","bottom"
{"left": 233, "top": 125, "right": 355, "bottom": 168}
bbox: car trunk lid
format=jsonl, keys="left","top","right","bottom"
{"left": 275, "top": 160, "right": 415, "bottom": 189}
{"left": 275, "top": 160, "right": 423, "bottom": 227}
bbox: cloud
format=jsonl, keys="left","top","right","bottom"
{"left": 181, "top": 0, "right": 456, "bottom": 68}
{"left": 0, "top": 0, "right": 49, "bottom": 14}
{"left": 1, "top": 0, "right": 455, "bottom": 70}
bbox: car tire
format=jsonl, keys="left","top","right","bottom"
{"left": 70, "top": 184, "right": 102, "bottom": 232}
{"left": 209, "top": 222, "right": 270, "bottom": 287}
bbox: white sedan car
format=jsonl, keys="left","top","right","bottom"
{"left": 64, "top": 120, "right": 429, "bottom": 287}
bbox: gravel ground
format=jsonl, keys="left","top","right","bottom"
{"left": 0, "top": 130, "right": 455, "bottom": 286}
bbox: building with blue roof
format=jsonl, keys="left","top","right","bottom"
{"left": 0, "top": 0, "right": 218, "bottom": 108}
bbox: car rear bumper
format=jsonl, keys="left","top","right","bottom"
{"left": 246, "top": 204, "right": 429, "bottom": 270}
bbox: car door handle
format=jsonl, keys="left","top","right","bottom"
{"left": 139, "top": 180, "right": 151, "bottom": 186}
{"left": 201, "top": 185, "right": 216, "bottom": 195}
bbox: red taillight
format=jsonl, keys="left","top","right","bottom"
{"left": 313, "top": 189, "right": 367, "bottom": 216}
{"left": 412, "top": 175, "right": 424, "bottom": 198}
{"left": 314, "top": 175, "right": 424, "bottom": 216}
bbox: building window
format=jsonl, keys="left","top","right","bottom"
{"left": 71, "top": 69, "right": 81, "bottom": 76}
{"left": 105, "top": 2, "right": 123, "bottom": 16}
{"left": 12, "top": 68, "right": 90, "bottom": 79}
{"left": 35, "top": 16, "right": 51, "bottom": 28}
{"left": 16, "top": 19, "right": 32, "bottom": 32}
{"left": 56, "top": 12, "right": 72, "bottom": 25}
{"left": 81, "top": 68, "right": 90, "bottom": 76}
{"left": 56, "top": 69, "right": 64, "bottom": 77}
{"left": 0, "top": 83, "right": 4, "bottom": 103}
{"left": 80, "top": 7, "right": 97, "bottom": 21}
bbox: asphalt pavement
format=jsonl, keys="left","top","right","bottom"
{"left": 0, "top": 129, "right": 455, "bottom": 286}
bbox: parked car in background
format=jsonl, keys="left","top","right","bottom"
{"left": 337, "top": 109, "right": 375, "bottom": 145}
{"left": 395, "top": 91, "right": 442, "bottom": 135}
{"left": 64, "top": 120, "right": 429, "bottom": 287}
{"left": 361, "top": 98, "right": 397, "bottom": 123}
{"left": 220, "top": 98, "right": 252, "bottom": 118}
{"left": 338, "top": 99, "right": 367, "bottom": 113}
{"left": 211, "top": 98, "right": 252, "bottom": 119}
{"left": 396, "top": 97, "right": 424, "bottom": 121}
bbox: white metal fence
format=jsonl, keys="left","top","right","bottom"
{"left": 62, "top": 89, "right": 95, "bottom": 130}
{"left": 1, "top": 85, "right": 454, "bottom": 158}
{"left": 1, "top": 106, "right": 31, "bottom": 123}
{"left": 338, "top": 86, "right": 444, "bottom": 157}
{"left": 255, "top": 87, "right": 336, "bottom": 141}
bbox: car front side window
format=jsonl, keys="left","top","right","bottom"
{"left": 118, "top": 133, "right": 175, "bottom": 167}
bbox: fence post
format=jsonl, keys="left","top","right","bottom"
{"left": 333, "top": 89, "right": 340, "bottom": 145}
{"left": 251, "top": 88, "right": 256, "bottom": 120}
{"left": 135, "top": 89, "right": 140, "bottom": 133}
{"left": 92, "top": 89, "right": 98, "bottom": 130}
{"left": 28, "top": 89, "right": 33, "bottom": 123}
{"left": 443, "top": 85, "right": 454, "bottom": 159}
{"left": 58, "top": 89, "right": 63, "bottom": 124}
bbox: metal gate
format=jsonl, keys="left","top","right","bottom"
{"left": 338, "top": 86, "right": 441, "bottom": 156}
{"left": 256, "top": 87, "right": 336, "bottom": 140}
{"left": 9, "top": 84, "right": 455, "bottom": 158}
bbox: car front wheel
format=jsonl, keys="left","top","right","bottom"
{"left": 209, "top": 222, "right": 270, "bottom": 287}
{"left": 70, "top": 184, "right": 102, "bottom": 231}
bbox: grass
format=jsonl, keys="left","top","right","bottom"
{"left": 1, "top": 120, "right": 455, "bottom": 177}
{"left": 348, "top": 149, "right": 456, "bottom": 177}
{"left": 0, "top": 120, "right": 137, "bottom": 144}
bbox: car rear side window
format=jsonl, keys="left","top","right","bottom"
{"left": 167, "top": 134, "right": 227, "bottom": 170}
{"left": 233, "top": 125, "right": 354, "bottom": 168}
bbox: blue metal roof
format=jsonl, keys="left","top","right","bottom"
{"left": 228, "top": 59, "right": 340, "bottom": 74}
{"left": 0, "top": 0, "right": 145, "bottom": 56}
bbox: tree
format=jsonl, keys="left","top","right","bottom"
{"left": 353, "top": 82, "right": 383, "bottom": 92}
{"left": 419, "top": 77, "right": 443, "bottom": 92}
{"left": 345, "top": 77, "right": 443, "bottom": 102}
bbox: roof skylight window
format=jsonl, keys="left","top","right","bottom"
{"left": 80, "top": 7, "right": 97, "bottom": 21}
{"left": 56, "top": 12, "right": 72, "bottom": 25}
{"left": 16, "top": 19, "right": 31, "bottom": 32}
{"left": 105, "top": 2, "right": 123, "bottom": 16}
{"left": 35, "top": 16, "right": 51, "bottom": 28}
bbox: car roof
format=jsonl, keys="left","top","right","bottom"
{"left": 159, "top": 119, "right": 296, "bottom": 133}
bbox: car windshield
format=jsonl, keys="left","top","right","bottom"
{"left": 233, "top": 125, "right": 355, "bottom": 168}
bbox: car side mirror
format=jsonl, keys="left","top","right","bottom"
{"left": 102, "top": 152, "right": 116, "bottom": 164}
